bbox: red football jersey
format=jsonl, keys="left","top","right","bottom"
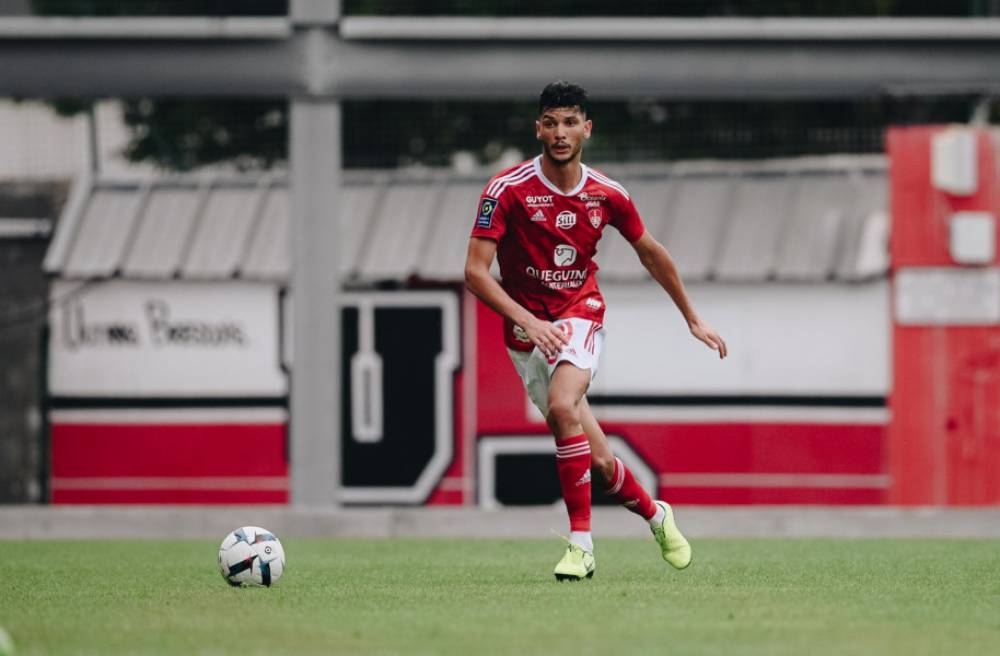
{"left": 470, "top": 156, "right": 646, "bottom": 351}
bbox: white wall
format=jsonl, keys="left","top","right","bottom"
{"left": 593, "top": 281, "right": 890, "bottom": 396}
{"left": 49, "top": 280, "right": 286, "bottom": 398}
{"left": 0, "top": 100, "right": 153, "bottom": 181}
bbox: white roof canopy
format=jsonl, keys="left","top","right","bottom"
{"left": 44, "top": 155, "right": 887, "bottom": 285}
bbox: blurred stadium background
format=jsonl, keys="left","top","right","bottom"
{"left": 1, "top": 0, "right": 1000, "bottom": 521}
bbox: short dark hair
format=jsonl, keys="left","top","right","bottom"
{"left": 538, "top": 81, "right": 589, "bottom": 116}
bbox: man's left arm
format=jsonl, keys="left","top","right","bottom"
{"left": 630, "top": 231, "right": 728, "bottom": 359}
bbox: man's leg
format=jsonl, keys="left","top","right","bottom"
{"left": 579, "top": 398, "right": 658, "bottom": 522}
{"left": 579, "top": 398, "right": 692, "bottom": 570}
{"left": 546, "top": 362, "right": 597, "bottom": 580}
{"left": 546, "top": 363, "right": 593, "bottom": 544}
{"left": 578, "top": 397, "right": 615, "bottom": 484}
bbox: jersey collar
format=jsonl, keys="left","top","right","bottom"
{"left": 533, "top": 155, "right": 589, "bottom": 198}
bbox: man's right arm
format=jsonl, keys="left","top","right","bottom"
{"left": 464, "top": 237, "right": 568, "bottom": 358}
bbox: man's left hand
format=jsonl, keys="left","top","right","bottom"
{"left": 690, "top": 319, "right": 727, "bottom": 359}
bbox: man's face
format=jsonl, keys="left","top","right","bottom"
{"left": 536, "top": 106, "right": 591, "bottom": 165}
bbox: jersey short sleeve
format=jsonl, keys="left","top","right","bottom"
{"left": 469, "top": 189, "right": 510, "bottom": 242}
{"left": 609, "top": 194, "right": 646, "bottom": 243}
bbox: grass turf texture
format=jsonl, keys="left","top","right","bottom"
{"left": 1, "top": 539, "right": 998, "bottom": 655}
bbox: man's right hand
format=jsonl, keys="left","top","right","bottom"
{"left": 521, "top": 318, "right": 570, "bottom": 359}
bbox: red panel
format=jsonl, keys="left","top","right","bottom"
{"left": 890, "top": 326, "right": 948, "bottom": 504}
{"left": 891, "top": 326, "right": 1000, "bottom": 504}
{"left": 887, "top": 127, "right": 948, "bottom": 267}
{"left": 604, "top": 423, "right": 886, "bottom": 475}
{"left": 478, "top": 423, "right": 887, "bottom": 505}
{"left": 51, "top": 423, "right": 286, "bottom": 478}
{"left": 51, "top": 422, "right": 287, "bottom": 504}
{"left": 943, "top": 334, "right": 1000, "bottom": 503}
{"left": 888, "top": 126, "right": 1000, "bottom": 505}
{"left": 52, "top": 489, "right": 287, "bottom": 504}
{"left": 888, "top": 126, "right": 1000, "bottom": 267}
{"left": 425, "top": 489, "right": 463, "bottom": 505}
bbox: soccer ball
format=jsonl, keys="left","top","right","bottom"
{"left": 218, "top": 526, "right": 285, "bottom": 587}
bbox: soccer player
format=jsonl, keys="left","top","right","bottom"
{"left": 464, "top": 81, "right": 728, "bottom": 581}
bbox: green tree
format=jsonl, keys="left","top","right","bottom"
{"left": 119, "top": 99, "right": 286, "bottom": 171}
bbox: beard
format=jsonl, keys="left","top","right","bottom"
{"left": 544, "top": 140, "right": 581, "bottom": 165}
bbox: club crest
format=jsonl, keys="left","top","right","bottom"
{"left": 588, "top": 208, "right": 602, "bottom": 229}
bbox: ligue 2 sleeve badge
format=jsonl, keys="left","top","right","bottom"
{"left": 476, "top": 197, "right": 498, "bottom": 228}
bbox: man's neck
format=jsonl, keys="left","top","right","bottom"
{"left": 539, "top": 154, "right": 583, "bottom": 194}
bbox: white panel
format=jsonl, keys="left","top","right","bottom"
{"left": 50, "top": 408, "right": 288, "bottom": 424}
{"left": 949, "top": 211, "right": 995, "bottom": 264}
{"left": 932, "top": 127, "right": 977, "bottom": 195}
{"left": 48, "top": 280, "right": 286, "bottom": 397}
{"left": 895, "top": 267, "right": 1000, "bottom": 325}
{"left": 242, "top": 187, "right": 289, "bottom": 280}
{"left": 837, "top": 174, "right": 888, "bottom": 280}
{"left": 662, "top": 177, "right": 733, "bottom": 281}
{"left": 853, "top": 211, "right": 890, "bottom": 280}
{"left": 122, "top": 187, "right": 202, "bottom": 277}
{"left": 338, "top": 185, "right": 385, "bottom": 277}
{"left": 418, "top": 182, "right": 482, "bottom": 280}
{"left": 591, "top": 281, "right": 890, "bottom": 396}
{"left": 63, "top": 188, "right": 143, "bottom": 277}
{"left": 183, "top": 187, "right": 259, "bottom": 278}
{"left": 0, "top": 100, "right": 89, "bottom": 179}
{"left": 242, "top": 184, "right": 378, "bottom": 280}
{"left": 775, "top": 175, "right": 848, "bottom": 280}
{"left": 716, "top": 176, "right": 795, "bottom": 281}
{"left": 0, "top": 218, "right": 52, "bottom": 239}
{"left": 357, "top": 183, "right": 439, "bottom": 280}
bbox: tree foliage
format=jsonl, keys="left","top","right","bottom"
{"left": 119, "top": 100, "right": 286, "bottom": 171}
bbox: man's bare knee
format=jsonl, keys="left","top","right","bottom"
{"left": 547, "top": 395, "right": 579, "bottom": 431}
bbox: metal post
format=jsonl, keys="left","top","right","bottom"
{"left": 86, "top": 104, "right": 99, "bottom": 175}
{"left": 290, "top": 0, "right": 341, "bottom": 507}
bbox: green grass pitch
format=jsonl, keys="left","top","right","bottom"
{"left": 1, "top": 538, "right": 998, "bottom": 655}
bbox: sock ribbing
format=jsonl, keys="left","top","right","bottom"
{"left": 605, "top": 457, "right": 657, "bottom": 521}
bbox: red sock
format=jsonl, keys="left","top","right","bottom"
{"left": 555, "top": 434, "right": 592, "bottom": 532}
{"left": 605, "top": 457, "right": 657, "bottom": 520}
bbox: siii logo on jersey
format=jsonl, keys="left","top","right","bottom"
{"left": 530, "top": 209, "right": 546, "bottom": 222}
{"left": 588, "top": 209, "right": 603, "bottom": 229}
{"left": 556, "top": 211, "right": 577, "bottom": 229}
{"left": 553, "top": 244, "right": 577, "bottom": 267}
{"left": 526, "top": 195, "right": 554, "bottom": 206}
